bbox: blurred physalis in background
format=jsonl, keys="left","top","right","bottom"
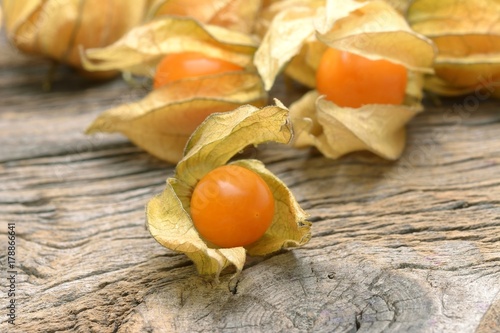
{"left": 2, "top": 0, "right": 150, "bottom": 79}
{"left": 254, "top": 0, "right": 436, "bottom": 160}
{"left": 82, "top": 5, "right": 266, "bottom": 163}
{"left": 408, "top": 0, "right": 500, "bottom": 98}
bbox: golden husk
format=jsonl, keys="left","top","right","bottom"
{"left": 408, "top": 0, "right": 500, "bottom": 97}
{"left": 86, "top": 72, "right": 267, "bottom": 163}
{"left": 2, "top": 0, "right": 149, "bottom": 74}
{"left": 82, "top": 16, "right": 257, "bottom": 77}
{"left": 147, "top": 0, "right": 262, "bottom": 34}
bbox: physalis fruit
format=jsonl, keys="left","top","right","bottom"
{"left": 316, "top": 48, "right": 408, "bottom": 108}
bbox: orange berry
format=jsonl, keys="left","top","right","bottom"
{"left": 153, "top": 52, "right": 243, "bottom": 89}
{"left": 190, "top": 165, "right": 275, "bottom": 248}
{"left": 316, "top": 48, "right": 408, "bottom": 108}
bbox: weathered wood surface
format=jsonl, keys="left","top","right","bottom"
{"left": 1, "top": 36, "right": 499, "bottom": 333}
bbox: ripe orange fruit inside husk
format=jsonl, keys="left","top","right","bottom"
{"left": 190, "top": 165, "right": 275, "bottom": 248}
{"left": 316, "top": 48, "right": 408, "bottom": 108}
{"left": 154, "top": 52, "right": 243, "bottom": 89}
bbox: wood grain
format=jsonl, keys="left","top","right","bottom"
{"left": 0, "top": 36, "right": 499, "bottom": 333}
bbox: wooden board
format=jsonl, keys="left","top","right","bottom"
{"left": 1, "top": 36, "right": 499, "bottom": 333}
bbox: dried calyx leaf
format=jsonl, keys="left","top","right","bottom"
{"left": 291, "top": 90, "right": 422, "bottom": 160}
{"left": 254, "top": 3, "right": 319, "bottom": 90}
{"left": 86, "top": 72, "right": 266, "bottom": 163}
{"left": 147, "top": 0, "right": 262, "bottom": 34}
{"left": 255, "top": 0, "right": 325, "bottom": 38}
{"left": 82, "top": 16, "right": 257, "bottom": 77}
{"left": 174, "top": 100, "right": 292, "bottom": 186}
{"left": 407, "top": 0, "right": 500, "bottom": 97}
{"left": 147, "top": 101, "right": 311, "bottom": 280}
{"left": 254, "top": 0, "right": 435, "bottom": 90}
{"left": 2, "top": 0, "right": 148, "bottom": 74}
{"left": 255, "top": 2, "right": 337, "bottom": 89}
